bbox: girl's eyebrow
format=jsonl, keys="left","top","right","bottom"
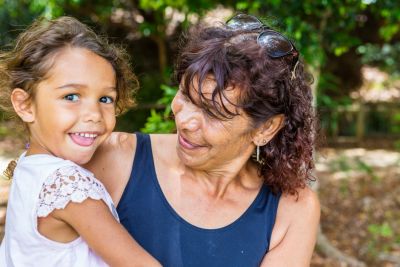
{"left": 55, "top": 83, "right": 85, "bottom": 89}
{"left": 56, "top": 83, "right": 116, "bottom": 90}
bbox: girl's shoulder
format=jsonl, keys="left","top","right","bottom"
{"left": 15, "top": 153, "right": 77, "bottom": 182}
{"left": 37, "top": 163, "right": 114, "bottom": 218}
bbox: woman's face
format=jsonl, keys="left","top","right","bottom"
{"left": 171, "top": 77, "right": 256, "bottom": 170}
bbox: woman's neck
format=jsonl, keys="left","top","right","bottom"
{"left": 181, "top": 158, "right": 262, "bottom": 200}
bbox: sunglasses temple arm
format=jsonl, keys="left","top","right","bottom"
{"left": 290, "top": 60, "right": 300, "bottom": 80}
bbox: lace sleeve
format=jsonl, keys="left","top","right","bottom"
{"left": 37, "top": 165, "right": 110, "bottom": 217}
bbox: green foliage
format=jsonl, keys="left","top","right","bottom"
{"left": 141, "top": 109, "right": 175, "bottom": 133}
{"left": 367, "top": 222, "right": 395, "bottom": 255}
{"left": 141, "top": 84, "right": 177, "bottom": 133}
{"left": 329, "top": 155, "right": 379, "bottom": 181}
{"left": 355, "top": 158, "right": 380, "bottom": 182}
{"left": 0, "top": 124, "right": 9, "bottom": 138}
{"left": 358, "top": 43, "right": 400, "bottom": 77}
{"left": 392, "top": 112, "right": 400, "bottom": 151}
{"left": 1, "top": 0, "right": 400, "bottom": 133}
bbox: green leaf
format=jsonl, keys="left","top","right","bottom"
{"left": 236, "top": 1, "right": 248, "bottom": 10}
{"left": 379, "top": 24, "right": 399, "bottom": 41}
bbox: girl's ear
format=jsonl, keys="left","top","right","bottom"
{"left": 10, "top": 88, "right": 35, "bottom": 123}
{"left": 252, "top": 114, "right": 285, "bottom": 146}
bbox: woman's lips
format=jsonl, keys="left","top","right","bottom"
{"left": 178, "top": 134, "right": 204, "bottom": 150}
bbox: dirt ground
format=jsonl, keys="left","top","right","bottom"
{"left": 311, "top": 148, "right": 400, "bottom": 267}
{"left": 0, "top": 135, "right": 399, "bottom": 266}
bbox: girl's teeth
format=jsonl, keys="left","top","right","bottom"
{"left": 74, "top": 133, "right": 97, "bottom": 138}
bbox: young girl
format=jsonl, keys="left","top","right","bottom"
{"left": 0, "top": 16, "right": 160, "bottom": 266}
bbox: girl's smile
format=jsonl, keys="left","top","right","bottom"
{"left": 25, "top": 47, "right": 117, "bottom": 165}
{"left": 69, "top": 132, "right": 100, "bottom": 147}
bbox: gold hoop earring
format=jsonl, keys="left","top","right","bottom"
{"left": 256, "top": 139, "right": 267, "bottom": 164}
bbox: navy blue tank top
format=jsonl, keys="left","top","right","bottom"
{"left": 117, "top": 133, "right": 281, "bottom": 267}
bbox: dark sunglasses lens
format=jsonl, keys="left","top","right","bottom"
{"left": 226, "top": 14, "right": 263, "bottom": 30}
{"left": 258, "top": 31, "right": 293, "bottom": 58}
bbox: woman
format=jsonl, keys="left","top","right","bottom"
{"left": 86, "top": 14, "right": 320, "bottom": 266}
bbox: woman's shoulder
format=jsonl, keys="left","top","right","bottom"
{"left": 150, "top": 134, "right": 177, "bottom": 146}
{"left": 105, "top": 132, "right": 136, "bottom": 150}
{"left": 84, "top": 132, "right": 137, "bottom": 202}
{"left": 150, "top": 133, "right": 179, "bottom": 163}
{"left": 269, "top": 186, "right": 320, "bottom": 250}
{"left": 87, "top": 132, "right": 176, "bottom": 170}
{"left": 101, "top": 132, "right": 176, "bottom": 150}
{"left": 278, "top": 186, "right": 320, "bottom": 230}
{"left": 280, "top": 186, "right": 320, "bottom": 212}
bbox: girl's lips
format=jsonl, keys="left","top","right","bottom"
{"left": 69, "top": 133, "right": 97, "bottom": 147}
{"left": 178, "top": 134, "right": 205, "bottom": 150}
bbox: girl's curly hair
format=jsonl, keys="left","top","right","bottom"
{"left": 0, "top": 16, "right": 138, "bottom": 118}
{"left": 0, "top": 16, "right": 138, "bottom": 179}
{"left": 175, "top": 22, "right": 315, "bottom": 195}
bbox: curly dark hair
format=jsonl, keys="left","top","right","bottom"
{"left": 0, "top": 16, "right": 138, "bottom": 117}
{"left": 0, "top": 16, "right": 138, "bottom": 180}
{"left": 175, "top": 20, "right": 315, "bottom": 195}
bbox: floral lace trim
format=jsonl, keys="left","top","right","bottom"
{"left": 37, "top": 165, "right": 109, "bottom": 217}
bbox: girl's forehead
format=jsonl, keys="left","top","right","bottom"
{"left": 37, "top": 47, "right": 116, "bottom": 90}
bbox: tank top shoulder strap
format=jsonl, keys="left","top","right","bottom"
{"left": 117, "top": 133, "right": 155, "bottom": 213}
{"left": 131, "top": 132, "right": 153, "bottom": 178}
{"left": 256, "top": 184, "right": 281, "bottom": 247}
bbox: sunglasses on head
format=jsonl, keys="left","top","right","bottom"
{"left": 226, "top": 13, "right": 299, "bottom": 79}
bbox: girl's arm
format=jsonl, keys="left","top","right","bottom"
{"left": 37, "top": 165, "right": 161, "bottom": 267}
{"left": 260, "top": 187, "right": 320, "bottom": 267}
{"left": 51, "top": 198, "right": 161, "bottom": 267}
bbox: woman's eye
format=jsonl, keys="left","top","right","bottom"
{"left": 99, "top": 96, "right": 114, "bottom": 104}
{"left": 64, "top": 94, "right": 79, "bottom": 102}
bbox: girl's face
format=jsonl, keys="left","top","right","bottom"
{"left": 171, "top": 77, "right": 256, "bottom": 170}
{"left": 26, "top": 47, "right": 117, "bottom": 165}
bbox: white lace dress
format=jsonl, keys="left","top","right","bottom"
{"left": 0, "top": 152, "right": 118, "bottom": 267}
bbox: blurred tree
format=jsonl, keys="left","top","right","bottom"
{"left": 1, "top": 0, "right": 399, "bottom": 133}
{"left": 140, "top": 0, "right": 400, "bottom": 132}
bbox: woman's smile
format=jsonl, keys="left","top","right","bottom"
{"left": 178, "top": 133, "right": 207, "bottom": 150}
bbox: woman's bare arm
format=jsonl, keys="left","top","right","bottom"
{"left": 260, "top": 187, "right": 320, "bottom": 267}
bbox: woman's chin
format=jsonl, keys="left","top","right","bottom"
{"left": 176, "top": 146, "right": 209, "bottom": 168}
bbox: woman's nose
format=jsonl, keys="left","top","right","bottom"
{"left": 172, "top": 94, "right": 201, "bottom": 131}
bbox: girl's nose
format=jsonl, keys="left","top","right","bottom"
{"left": 82, "top": 100, "right": 102, "bottom": 123}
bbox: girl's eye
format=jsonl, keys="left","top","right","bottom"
{"left": 64, "top": 94, "right": 79, "bottom": 102}
{"left": 99, "top": 96, "right": 114, "bottom": 104}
